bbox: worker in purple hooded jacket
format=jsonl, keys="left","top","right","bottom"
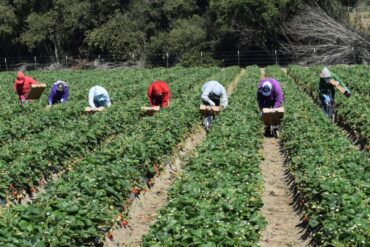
{"left": 257, "top": 78, "right": 284, "bottom": 136}
{"left": 48, "top": 80, "right": 69, "bottom": 106}
{"left": 257, "top": 78, "right": 284, "bottom": 111}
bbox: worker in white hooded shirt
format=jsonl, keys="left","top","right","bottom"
{"left": 201, "top": 80, "right": 228, "bottom": 109}
{"left": 88, "top": 85, "right": 111, "bottom": 109}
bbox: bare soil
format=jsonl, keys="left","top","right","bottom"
{"left": 104, "top": 69, "right": 245, "bottom": 247}
{"left": 259, "top": 138, "right": 309, "bottom": 247}
{"left": 260, "top": 67, "right": 309, "bottom": 246}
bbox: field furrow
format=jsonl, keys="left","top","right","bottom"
{"left": 266, "top": 65, "right": 369, "bottom": 246}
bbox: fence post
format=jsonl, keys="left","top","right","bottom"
{"left": 4, "top": 58, "right": 8, "bottom": 71}
{"left": 352, "top": 47, "right": 356, "bottom": 64}
{"left": 274, "top": 50, "right": 278, "bottom": 65}
{"left": 200, "top": 51, "right": 203, "bottom": 64}
{"left": 237, "top": 50, "right": 240, "bottom": 67}
{"left": 65, "top": 56, "right": 68, "bottom": 68}
{"left": 166, "top": 52, "right": 169, "bottom": 68}
{"left": 34, "top": 56, "right": 37, "bottom": 70}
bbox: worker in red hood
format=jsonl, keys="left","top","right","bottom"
{"left": 147, "top": 80, "right": 171, "bottom": 108}
{"left": 14, "top": 71, "right": 38, "bottom": 104}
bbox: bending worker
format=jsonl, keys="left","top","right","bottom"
{"left": 147, "top": 80, "right": 170, "bottom": 108}
{"left": 257, "top": 78, "right": 284, "bottom": 110}
{"left": 48, "top": 80, "right": 69, "bottom": 106}
{"left": 14, "top": 71, "right": 38, "bottom": 104}
{"left": 88, "top": 85, "right": 111, "bottom": 109}
{"left": 201, "top": 80, "right": 228, "bottom": 108}
{"left": 257, "top": 78, "right": 284, "bottom": 136}
{"left": 319, "top": 67, "right": 350, "bottom": 116}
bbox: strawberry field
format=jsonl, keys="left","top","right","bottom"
{"left": 0, "top": 65, "right": 368, "bottom": 246}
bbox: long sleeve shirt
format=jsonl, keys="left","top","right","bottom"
{"left": 14, "top": 76, "right": 37, "bottom": 98}
{"left": 48, "top": 81, "right": 69, "bottom": 105}
{"left": 147, "top": 81, "right": 171, "bottom": 108}
{"left": 201, "top": 80, "right": 228, "bottom": 108}
{"left": 257, "top": 78, "right": 284, "bottom": 109}
{"left": 319, "top": 72, "right": 348, "bottom": 99}
{"left": 89, "top": 86, "right": 111, "bottom": 108}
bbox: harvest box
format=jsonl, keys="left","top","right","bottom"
{"left": 85, "top": 107, "right": 105, "bottom": 114}
{"left": 26, "top": 84, "right": 46, "bottom": 100}
{"left": 141, "top": 106, "right": 160, "bottom": 116}
{"left": 199, "top": 105, "right": 220, "bottom": 116}
{"left": 262, "top": 107, "right": 284, "bottom": 125}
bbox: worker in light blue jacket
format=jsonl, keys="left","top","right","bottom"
{"left": 201, "top": 80, "right": 228, "bottom": 109}
{"left": 88, "top": 86, "right": 111, "bottom": 108}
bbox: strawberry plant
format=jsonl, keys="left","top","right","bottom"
{"left": 266, "top": 66, "right": 369, "bottom": 246}
{"left": 0, "top": 67, "right": 240, "bottom": 246}
{"left": 287, "top": 65, "right": 370, "bottom": 150}
{"left": 142, "top": 66, "right": 266, "bottom": 246}
{"left": 0, "top": 67, "right": 203, "bottom": 203}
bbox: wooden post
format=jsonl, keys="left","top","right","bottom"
{"left": 4, "top": 58, "right": 8, "bottom": 71}
{"left": 166, "top": 52, "right": 169, "bottom": 68}
{"left": 274, "top": 50, "right": 278, "bottom": 65}
{"left": 237, "top": 50, "right": 240, "bottom": 67}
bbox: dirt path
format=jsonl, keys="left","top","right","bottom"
{"left": 259, "top": 138, "right": 309, "bottom": 247}
{"left": 259, "top": 67, "right": 308, "bottom": 246}
{"left": 105, "top": 69, "right": 245, "bottom": 247}
{"left": 227, "top": 68, "right": 245, "bottom": 96}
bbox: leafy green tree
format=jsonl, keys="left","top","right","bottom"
{"left": 0, "top": 1, "right": 17, "bottom": 56}
{"left": 168, "top": 15, "right": 206, "bottom": 54}
{"left": 85, "top": 14, "right": 145, "bottom": 60}
{"left": 20, "top": 0, "right": 92, "bottom": 61}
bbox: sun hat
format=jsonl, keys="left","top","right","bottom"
{"left": 15, "top": 71, "right": 25, "bottom": 84}
{"left": 320, "top": 67, "right": 332, "bottom": 82}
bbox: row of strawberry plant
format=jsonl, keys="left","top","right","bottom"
{"left": 0, "top": 67, "right": 187, "bottom": 163}
{"left": 266, "top": 66, "right": 369, "bottom": 246}
{"left": 287, "top": 65, "right": 370, "bottom": 150}
{"left": 0, "top": 67, "right": 241, "bottom": 246}
{"left": 142, "top": 66, "right": 265, "bottom": 246}
{"left": 0, "top": 67, "right": 218, "bottom": 204}
{"left": 0, "top": 68, "right": 174, "bottom": 145}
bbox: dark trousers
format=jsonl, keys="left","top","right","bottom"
{"left": 202, "top": 96, "right": 220, "bottom": 106}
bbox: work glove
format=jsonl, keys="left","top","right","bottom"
{"left": 322, "top": 95, "right": 331, "bottom": 105}
{"left": 344, "top": 88, "right": 351, "bottom": 98}
{"left": 209, "top": 101, "right": 215, "bottom": 106}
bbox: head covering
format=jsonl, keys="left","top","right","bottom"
{"left": 56, "top": 80, "right": 66, "bottom": 92}
{"left": 15, "top": 71, "right": 25, "bottom": 84}
{"left": 320, "top": 67, "right": 331, "bottom": 82}
{"left": 96, "top": 94, "right": 108, "bottom": 104}
{"left": 261, "top": 81, "right": 272, "bottom": 96}
{"left": 152, "top": 83, "right": 163, "bottom": 96}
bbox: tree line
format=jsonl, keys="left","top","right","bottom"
{"left": 0, "top": 0, "right": 363, "bottom": 66}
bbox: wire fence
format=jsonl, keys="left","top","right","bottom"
{"left": 0, "top": 49, "right": 362, "bottom": 72}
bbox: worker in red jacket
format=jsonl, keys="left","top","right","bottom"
{"left": 147, "top": 80, "right": 171, "bottom": 108}
{"left": 14, "top": 71, "right": 38, "bottom": 104}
